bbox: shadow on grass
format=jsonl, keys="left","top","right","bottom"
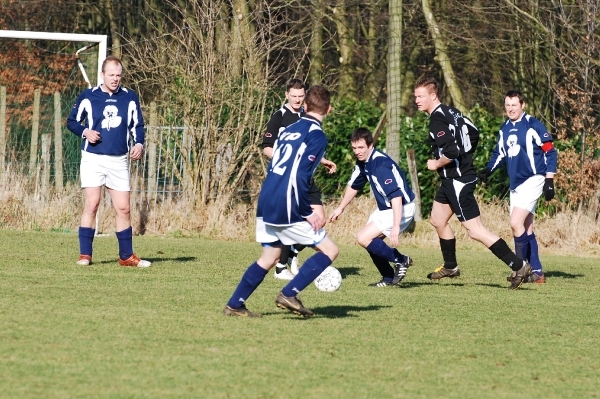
{"left": 337, "top": 266, "right": 361, "bottom": 278}
{"left": 476, "top": 282, "right": 514, "bottom": 289}
{"left": 475, "top": 270, "right": 584, "bottom": 289}
{"left": 312, "top": 304, "right": 393, "bottom": 318}
{"left": 262, "top": 304, "right": 392, "bottom": 319}
{"left": 405, "top": 281, "right": 465, "bottom": 288}
{"left": 545, "top": 270, "right": 583, "bottom": 279}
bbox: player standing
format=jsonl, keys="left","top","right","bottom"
{"left": 262, "top": 79, "right": 336, "bottom": 280}
{"left": 413, "top": 77, "right": 531, "bottom": 289}
{"left": 329, "top": 128, "right": 415, "bottom": 287}
{"left": 224, "top": 85, "right": 338, "bottom": 318}
{"left": 479, "top": 90, "right": 557, "bottom": 284}
{"left": 66, "top": 55, "right": 150, "bottom": 268}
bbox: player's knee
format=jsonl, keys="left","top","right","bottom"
{"left": 466, "top": 230, "right": 480, "bottom": 241}
{"left": 114, "top": 204, "right": 131, "bottom": 216}
{"left": 355, "top": 232, "right": 369, "bottom": 248}
{"left": 325, "top": 245, "right": 339, "bottom": 261}
{"left": 83, "top": 203, "right": 100, "bottom": 215}
{"left": 429, "top": 216, "right": 442, "bottom": 229}
{"left": 509, "top": 220, "right": 521, "bottom": 234}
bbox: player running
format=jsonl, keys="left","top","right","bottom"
{"left": 329, "top": 128, "right": 415, "bottom": 287}
{"left": 262, "top": 79, "right": 336, "bottom": 280}
{"left": 414, "top": 77, "right": 531, "bottom": 289}
{"left": 223, "top": 85, "right": 338, "bottom": 318}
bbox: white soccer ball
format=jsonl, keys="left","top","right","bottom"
{"left": 313, "top": 266, "right": 342, "bottom": 292}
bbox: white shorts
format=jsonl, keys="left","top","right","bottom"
{"left": 510, "top": 175, "right": 544, "bottom": 214}
{"left": 367, "top": 202, "right": 416, "bottom": 237}
{"left": 80, "top": 151, "right": 130, "bottom": 191}
{"left": 255, "top": 217, "right": 327, "bottom": 246}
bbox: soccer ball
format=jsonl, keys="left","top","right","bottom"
{"left": 314, "top": 266, "right": 342, "bottom": 292}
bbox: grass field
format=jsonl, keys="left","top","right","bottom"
{"left": 1, "top": 230, "right": 599, "bottom": 399}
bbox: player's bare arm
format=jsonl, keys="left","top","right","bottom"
{"left": 320, "top": 158, "right": 337, "bottom": 174}
{"left": 130, "top": 143, "right": 144, "bottom": 161}
{"left": 306, "top": 212, "right": 324, "bottom": 232}
{"left": 312, "top": 204, "right": 326, "bottom": 221}
{"left": 389, "top": 197, "right": 403, "bottom": 247}
{"left": 427, "top": 155, "right": 452, "bottom": 171}
{"left": 82, "top": 128, "right": 101, "bottom": 144}
{"left": 263, "top": 147, "right": 274, "bottom": 158}
{"left": 329, "top": 186, "right": 359, "bottom": 222}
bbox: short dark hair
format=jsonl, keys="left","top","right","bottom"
{"left": 304, "top": 85, "right": 330, "bottom": 114}
{"left": 351, "top": 127, "right": 374, "bottom": 146}
{"left": 414, "top": 77, "right": 439, "bottom": 96}
{"left": 286, "top": 78, "right": 306, "bottom": 92}
{"left": 102, "top": 55, "right": 123, "bottom": 72}
{"left": 505, "top": 89, "right": 525, "bottom": 104}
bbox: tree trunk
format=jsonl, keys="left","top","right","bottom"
{"left": 104, "top": 0, "right": 121, "bottom": 58}
{"left": 386, "top": 0, "right": 402, "bottom": 162}
{"left": 400, "top": 45, "right": 421, "bottom": 115}
{"left": 308, "top": 2, "right": 324, "bottom": 86}
{"left": 421, "top": 0, "right": 466, "bottom": 112}
{"left": 333, "top": 1, "right": 356, "bottom": 99}
{"left": 365, "top": 1, "right": 381, "bottom": 100}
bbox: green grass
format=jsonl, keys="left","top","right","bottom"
{"left": 1, "top": 230, "right": 599, "bottom": 399}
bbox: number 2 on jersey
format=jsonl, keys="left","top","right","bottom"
{"left": 271, "top": 143, "right": 292, "bottom": 175}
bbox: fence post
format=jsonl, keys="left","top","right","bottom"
{"left": 29, "top": 88, "right": 41, "bottom": 175}
{"left": 53, "top": 91, "right": 63, "bottom": 190}
{"left": 146, "top": 102, "right": 157, "bottom": 203}
{"left": 41, "top": 133, "right": 51, "bottom": 196}
{"left": 406, "top": 149, "right": 422, "bottom": 222}
{"left": 0, "top": 86, "right": 6, "bottom": 172}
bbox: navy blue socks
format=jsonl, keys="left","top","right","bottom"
{"left": 116, "top": 226, "right": 133, "bottom": 260}
{"left": 366, "top": 238, "right": 406, "bottom": 263}
{"left": 227, "top": 262, "right": 268, "bottom": 308}
{"left": 78, "top": 227, "right": 95, "bottom": 256}
{"left": 282, "top": 252, "right": 332, "bottom": 297}
{"left": 527, "top": 233, "right": 543, "bottom": 275}
{"left": 367, "top": 250, "right": 394, "bottom": 280}
{"left": 514, "top": 231, "right": 529, "bottom": 261}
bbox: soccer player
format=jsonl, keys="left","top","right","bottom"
{"left": 413, "top": 77, "right": 531, "bottom": 289}
{"left": 329, "top": 128, "right": 415, "bottom": 287}
{"left": 66, "top": 55, "right": 150, "bottom": 268}
{"left": 479, "top": 90, "right": 557, "bottom": 284}
{"left": 262, "top": 79, "right": 336, "bottom": 280}
{"left": 224, "top": 85, "right": 338, "bottom": 318}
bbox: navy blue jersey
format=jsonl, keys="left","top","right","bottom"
{"left": 429, "top": 104, "right": 478, "bottom": 178}
{"left": 66, "top": 85, "right": 145, "bottom": 155}
{"left": 257, "top": 115, "right": 327, "bottom": 225}
{"left": 348, "top": 148, "right": 415, "bottom": 210}
{"left": 262, "top": 104, "right": 305, "bottom": 149}
{"left": 486, "top": 113, "right": 557, "bottom": 190}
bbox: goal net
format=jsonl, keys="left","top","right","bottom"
{"left": 0, "top": 31, "right": 106, "bottom": 187}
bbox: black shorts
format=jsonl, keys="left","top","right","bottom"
{"left": 434, "top": 175, "right": 480, "bottom": 222}
{"left": 308, "top": 177, "right": 323, "bottom": 206}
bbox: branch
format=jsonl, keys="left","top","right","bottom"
{"left": 502, "top": 0, "right": 550, "bottom": 35}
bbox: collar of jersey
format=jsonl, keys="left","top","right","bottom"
{"left": 301, "top": 114, "right": 322, "bottom": 126}
{"left": 93, "top": 85, "right": 123, "bottom": 94}
{"left": 506, "top": 111, "right": 527, "bottom": 125}
{"left": 283, "top": 103, "right": 304, "bottom": 115}
{"left": 431, "top": 103, "right": 443, "bottom": 115}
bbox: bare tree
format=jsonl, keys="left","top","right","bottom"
{"left": 125, "top": 0, "right": 293, "bottom": 211}
{"left": 387, "top": 0, "right": 402, "bottom": 162}
{"left": 420, "top": 0, "right": 466, "bottom": 112}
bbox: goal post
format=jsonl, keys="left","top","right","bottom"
{"left": 0, "top": 30, "right": 107, "bottom": 86}
{"left": 0, "top": 30, "right": 108, "bottom": 234}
